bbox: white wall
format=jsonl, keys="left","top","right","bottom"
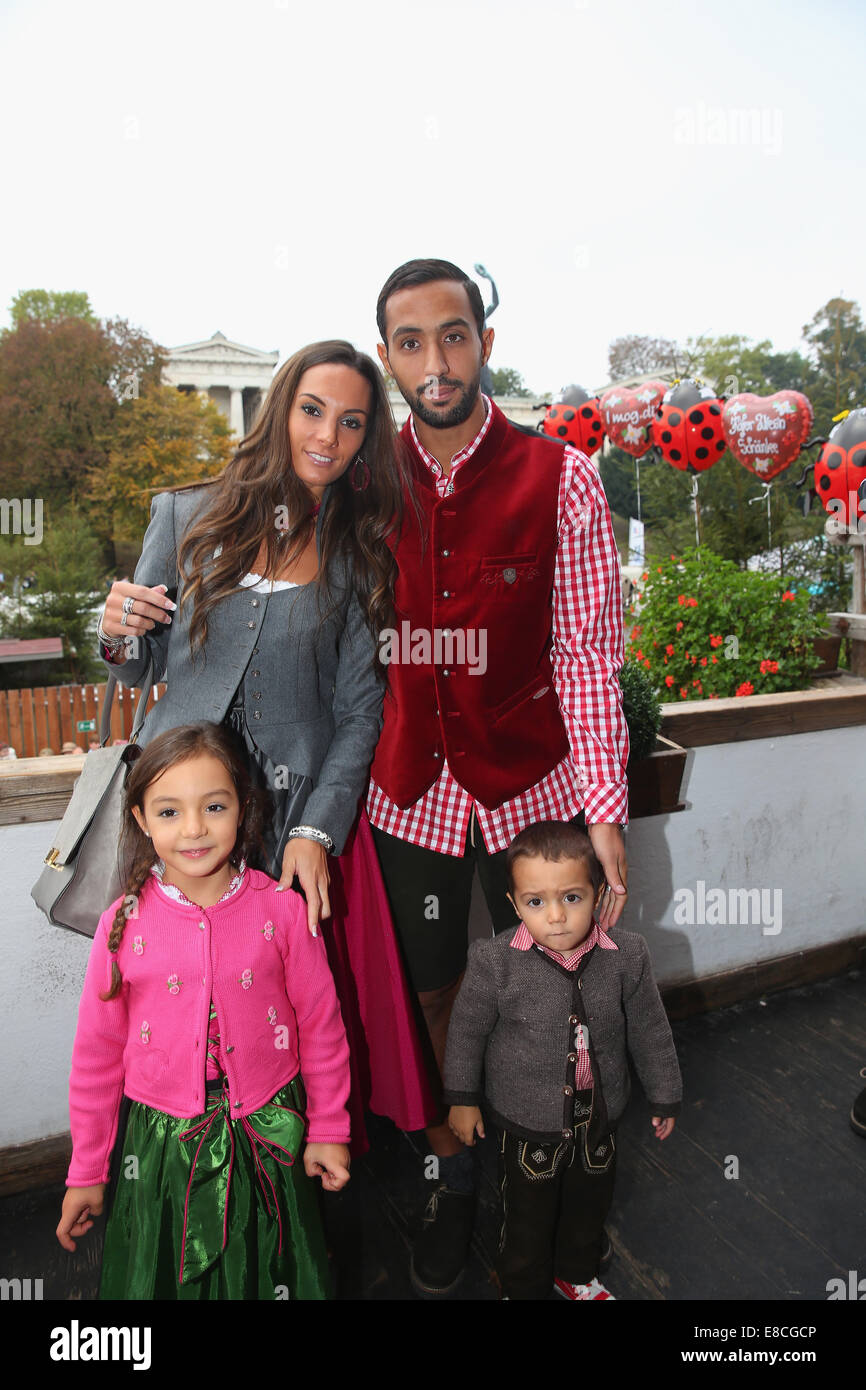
{"left": 1, "top": 820, "right": 91, "bottom": 1147}
{"left": 4, "top": 722, "right": 866, "bottom": 1149}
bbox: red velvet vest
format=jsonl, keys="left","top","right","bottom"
{"left": 371, "top": 401, "right": 570, "bottom": 809}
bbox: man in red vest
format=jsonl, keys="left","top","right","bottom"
{"left": 367, "top": 258, "right": 630, "bottom": 1296}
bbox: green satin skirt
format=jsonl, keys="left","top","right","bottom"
{"left": 98, "top": 1077, "right": 332, "bottom": 1300}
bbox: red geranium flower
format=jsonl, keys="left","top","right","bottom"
{"left": 759, "top": 659, "right": 779, "bottom": 674}
{"left": 709, "top": 634, "right": 723, "bottom": 648}
{"left": 711, "top": 655, "right": 718, "bottom": 664}
{"left": 679, "top": 688, "right": 688, "bottom": 699}
{"left": 665, "top": 644, "right": 674, "bottom": 656}
{"left": 700, "top": 656, "right": 707, "bottom": 667}
{"left": 735, "top": 681, "right": 754, "bottom": 697}
{"left": 781, "top": 591, "right": 795, "bottom": 602}
{"left": 676, "top": 621, "right": 683, "bottom": 632}
{"left": 643, "top": 658, "right": 651, "bottom": 670}
{"left": 665, "top": 675, "right": 674, "bottom": 687}
{"left": 635, "top": 649, "right": 644, "bottom": 660}
{"left": 678, "top": 594, "right": 686, "bottom": 605}
{"left": 687, "top": 597, "right": 698, "bottom": 608}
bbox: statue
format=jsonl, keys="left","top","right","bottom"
{"left": 474, "top": 263, "right": 499, "bottom": 397}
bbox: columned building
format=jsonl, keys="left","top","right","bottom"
{"left": 164, "top": 331, "right": 279, "bottom": 437}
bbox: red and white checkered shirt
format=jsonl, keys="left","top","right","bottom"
{"left": 367, "top": 398, "right": 629, "bottom": 856}
{"left": 510, "top": 920, "right": 618, "bottom": 1088}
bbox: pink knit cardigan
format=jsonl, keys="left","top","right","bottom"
{"left": 66, "top": 869, "right": 351, "bottom": 1187}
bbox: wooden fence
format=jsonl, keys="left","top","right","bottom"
{"left": 0, "top": 680, "right": 166, "bottom": 757}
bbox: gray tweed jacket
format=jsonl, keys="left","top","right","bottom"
{"left": 102, "top": 485, "right": 383, "bottom": 855}
{"left": 443, "top": 925, "right": 682, "bottom": 1140}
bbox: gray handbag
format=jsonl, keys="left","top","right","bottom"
{"left": 30, "top": 663, "right": 153, "bottom": 937}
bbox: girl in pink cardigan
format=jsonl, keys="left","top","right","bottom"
{"left": 56, "top": 722, "right": 351, "bottom": 1300}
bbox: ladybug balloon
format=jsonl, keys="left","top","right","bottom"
{"left": 814, "top": 407, "right": 866, "bottom": 528}
{"left": 722, "top": 391, "right": 813, "bottom": 481}
{"left": 543, "top": 385, "right": 605, "bottom": 456}
{"left": 651, "top": 379, "right": 726, "bottom": 473}
{"left": 599, "top": 380, "right": 667, "bottom": 458}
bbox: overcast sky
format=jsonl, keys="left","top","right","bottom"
{"left": 2, "top": 0, "right": 863, "bottom": 395}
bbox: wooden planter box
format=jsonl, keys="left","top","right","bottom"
{"left": 811, "top": 633, "right": 842, "bottom": 674}
{"left": 627, "top": 735, "right": 687, "bottom": 819}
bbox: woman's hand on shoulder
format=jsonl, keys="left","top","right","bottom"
{"left": 102, "top": 580, "right": 176, "bottom": 647}
{"left": 56, "top": 1185, "right": 105, "bottom": 1251}
{"left": 276, "top": 837, "right": 331, "bottom": 936}
{"left": 303, "top": 1143, "right": 350, "bottom": 1192}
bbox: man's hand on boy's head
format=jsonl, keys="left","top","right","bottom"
{"left": 448, "top": 1105, "right": 485, "bottom": 1147}
{"left": 587, "top": 823, "right": 628, "bottom": 928}
{"left": 652, "top": 1116, "right": 675, "bottom": 1141}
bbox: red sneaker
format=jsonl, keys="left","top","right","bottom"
{"left": 554, "top": 1276, "right": 616, "bottom": 1301}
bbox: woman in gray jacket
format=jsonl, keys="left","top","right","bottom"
{"left": 95, "top": 339, "right": 435, "bottom": 1148}
{"left": 97, "top": 339, "right": 405, "bottom": 930}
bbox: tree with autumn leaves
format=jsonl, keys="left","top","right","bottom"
{"left": 0, "top": 291, "right": 231, "bottom": 684}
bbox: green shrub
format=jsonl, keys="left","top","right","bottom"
{"left": 619, "top": 659, "right": 662, "bottom": 760}
{"left": 626, "top": 547, "right": 826, "bottom": 701}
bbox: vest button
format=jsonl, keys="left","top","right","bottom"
{"left": 442, "top": 590, "right": 451, "bottom": 598}
{"left": 567, "top": 1052, "right": 577, "bottom": 1063}
{"left": 432, "top": 751, "right": 441, "bottom": 759}
{"left": 253, "top": 691, "right": 262, "bottom": 700}
{"left": 247, "top": 621, "right": 255, "bottom": 629}
{"left": 251, "top": 669, "right": 260, "bottom": 677}
{"left": 441, "top": 548, "right": 451, "bottom": 557}
{"left": 198, "top": 920, "right": 205, "bottom": 931}
{"left": 226, "top": 1045, "right": 234, "bottom": 1053}
{"left": 563, "top": 1085, "right": 574, "bottom": 1097}
{"left": 562, "top": 1129, "right": 572, "bottom": 1140}
{"left": 253, "top": 711, "right": 262, "bottom": 719}
{"left": 442, "top": 669, "right": 450, "bottom": 677}
{"left": 251, "top": 599, "right": 260, "bottom": 608}
{"left": 569, "top": 1014, "right": 579, "bottom": 1025}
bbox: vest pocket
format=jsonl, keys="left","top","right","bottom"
{"left": 490, "top": 673, "right": 555, "bottom": 725}
{"left": 479, "top": 553, "right": 540, "bottom": 591}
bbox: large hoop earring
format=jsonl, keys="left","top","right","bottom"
{"left": 350, "top": 455, "right": 370, "bottom": 492}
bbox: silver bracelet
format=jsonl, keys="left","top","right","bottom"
{"left": 96, "top": 612, "right": 127, "bottom": 658}
{"left": 286, "top": 825, "right": 335, "bottom": 855}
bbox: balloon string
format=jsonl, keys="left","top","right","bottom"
{"left": 635, "top": 456, "right": 641, "bottom": 522}
{"left": 691, "top": 475, "right": 701, "bottom": 549}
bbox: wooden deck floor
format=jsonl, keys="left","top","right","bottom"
{"left": 2, "top": 968, "right": 865, "bottom": 1303}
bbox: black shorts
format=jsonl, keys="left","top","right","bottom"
{"left": 370, "top": 814, "right": 518, "bottom": 992}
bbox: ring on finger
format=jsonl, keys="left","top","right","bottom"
{"left": 120, "top": 612, "right": 128, "bottom": 626}
{"left": 122, "top": 596, "right": 135, "bottom": 615}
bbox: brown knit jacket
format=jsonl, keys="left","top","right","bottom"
{"left": 443, "top": 925, "right": 682, "bottom": 1142}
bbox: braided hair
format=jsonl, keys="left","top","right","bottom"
{"left": 100, "top": 723, "right": 269, "bottom": 1001}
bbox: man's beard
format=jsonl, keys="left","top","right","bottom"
{"left": 400, "top": 370, "right": 482, "bottom": 430}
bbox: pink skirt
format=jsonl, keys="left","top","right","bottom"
{"left": 319, "top": 806, "right": 436, "bottom": 1156}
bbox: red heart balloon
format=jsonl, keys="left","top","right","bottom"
{"left": 599, "top": 381, "right": 667, "bottom": 458}
{"left": 722, "top": 391, "right": 813, "bottom": 480}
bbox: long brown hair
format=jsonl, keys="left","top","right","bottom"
{"left": 173, "top": 340, "right": 406, "bottom": 659}
{"left": 100, "top": 723, "right": 270, "bottom": 1001}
